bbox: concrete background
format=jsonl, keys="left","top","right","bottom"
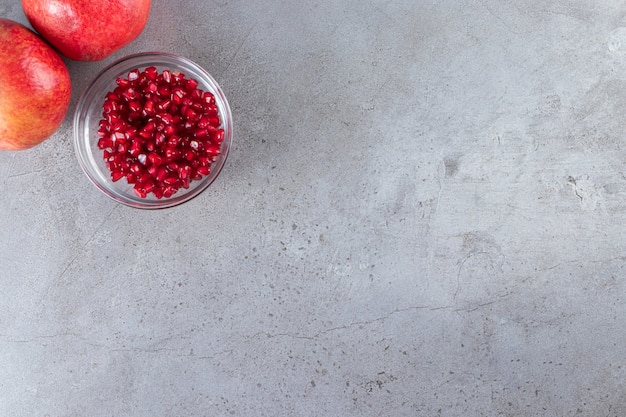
{"left": 1, "top": 0, "right": 626, "bottom": 416}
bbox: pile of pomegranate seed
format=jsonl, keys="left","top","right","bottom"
{"left": 97, "top": 66, "right": 224, "bottom": 199}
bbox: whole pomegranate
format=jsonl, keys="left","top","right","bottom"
{"left": 0, "top": 18, "right": 71, "bottom": 151}
{"left": 22, "top": 0, "right": 151, "bottom": 61}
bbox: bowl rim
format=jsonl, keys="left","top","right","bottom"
{"left": 73, "top": 51, "right": 233, "bottom": 209}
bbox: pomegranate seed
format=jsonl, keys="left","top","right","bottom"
{"left": 98, "top": 137, "right": 113, "bottom": 149}
{"left": 194, "top": 128, "right": 208, "bottom": 138}
{"left": 140, "top": 121, "right": 157, "bottom": 138}
{"left": 180, "top": 105, "right": 189, "bottom": 119}
{"left": 196, "top": 117, "right": 212, "bottom": 129}
{"left": 103, "top": 100, "right": 114, "bottom": 113}
{"left": 184, "top": 78, "right": 197, "bottom": 90}
{"left": 163, "top": 176, "right": 178, "bottom": 185}
{"left": 178, "top": 164, "right": 192, "bottom": 180}
{"left": 122, "top": 88, "right": 138, "bottom": 101}
{"left": 162, "top": 125, "right": 176, "bottom": 137}
{"left": 110, "top": 120, "right": 126, "bottom": 132}
{"left": 172, "top": 88, "right": 185, "bottom": 104}
{"left": 106, "top": 113, "right": 120, "bottom": 126}
{"left": 129, "top": 140, "right": 142, "bottom": 157}
{"left": 172, "top": 71, "right": 185, "bottom": 82}
{"left": 196, "top": 166, "right": 211, "bottom": 176}
{"left": 157, "top": 99, "right": 171, "bottom": 111}
{"left": 129, "top": 163, "right": 142, "bottom": 174}
{"left": 190, "top": 89, "right": 202, "bottom": 100}
{"left": 138, "top": 173, "right": 152, "bottom": 185}
{"left": 144, "top": 66, "right": 158, "bottom": 80}
{"left": 111, "top": 171, "right": 125, "bottom": 182}
{"left": 205, "top": 125, "right": 218, "bottom": 136}
{"left": 142, "top": 100, "right": 155, "bottom": 116}
{"left": 203, "top": 92, "right": 215, "bottom": 105}
{"left": 163, "top": 186, "right": 176, "bottom": 198}
{"left": 117, "top": 142, "right": 129, "bottom": 154}
{"left": 185, "top": 108, "right": 199, "bottom": 121}
{"left": 147, "top": 152, "right": 163, "bottom": 166}
{"left": 167, "top": 135, "right": 181, "bottom": 147}
{"left": 164, "top": 147, "right": 180, "bottom": 160}
{"left": 116, "top": 77, "right": 130, "bottom": 87}
{"left": 154, "top": 132, "right": 167, "bottom": 146}
{"left": 146, "top": 82, "right": 158, "bottom": 93}
{"left": 134, "top": 187, "right": 147, "bottom": 198}
{"left": 192, "top": 101, "right": 205, "bottom": 112}
{"left": 128, "top": 69, "right": 140, "bottom": 81}
{"left": 214, "top": 129, "right": 225, "bottom": 143}
{"left": 157, "top": 85, "right": 171, "bottom": 97}
{"left": 141, "top": 181, "right": 155, "bottom": 194}
{"left": 204, "top": 105, "right": 219, "bottom": 117}
{"left": 158, "top": 112, "right": 174, "bottom": 125}
{"left": 156, "top": 167, "right": 169, "bottom": 182}
{"left": 128, "top": 112, "right": 141, "bottom": 122}
{"left": 125, "top": 127, "right": 139, "bottom": 139}
{"left": 185, "top": 150, "right": 196, "bottom": 161}
{"left": 205, "top": 145, "right": 221, "bottom": 156}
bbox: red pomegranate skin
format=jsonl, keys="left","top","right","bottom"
{"left": 0, "top": 18, "right": 71, "bottom": 150}
{"left": 22, "top": 0, "right": 151, "bottom": 61}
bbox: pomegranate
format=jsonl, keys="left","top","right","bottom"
{"left": 21, "top": 0, "right": 151, "bottom": 61}
{"left": 0, "top": 18, "right": 71, "bottom": 151}
{"left": 97, "top": 67, "right": 225, "bottom": 199}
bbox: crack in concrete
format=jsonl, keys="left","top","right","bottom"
{"left": 7, "top": 168, "right": 45, "bottom": 179}
{"left": 568, "top": 176, "right": 584, "bottom": 202}
{"left": 251, "top": 295, "right": 514, "bottom": 341}
{"left": 0, "top": 295, "right": 516, "bottom": 351}
{"left": 0, "top": 332, "right": 83, "bottom": 344}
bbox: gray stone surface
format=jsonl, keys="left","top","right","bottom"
{"left": 2, "top": 0, "right": 626, "bottom": 415}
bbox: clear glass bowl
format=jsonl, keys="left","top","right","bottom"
{"left": 73, "top": 52, "right": 233, "bottom": 209}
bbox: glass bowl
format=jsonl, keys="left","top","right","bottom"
{"left": 73, "top": 52, "right": 233, "bottom": 209}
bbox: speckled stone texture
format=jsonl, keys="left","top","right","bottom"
{"left": 2, "top": 1, "right": 626, "bottom": 416}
